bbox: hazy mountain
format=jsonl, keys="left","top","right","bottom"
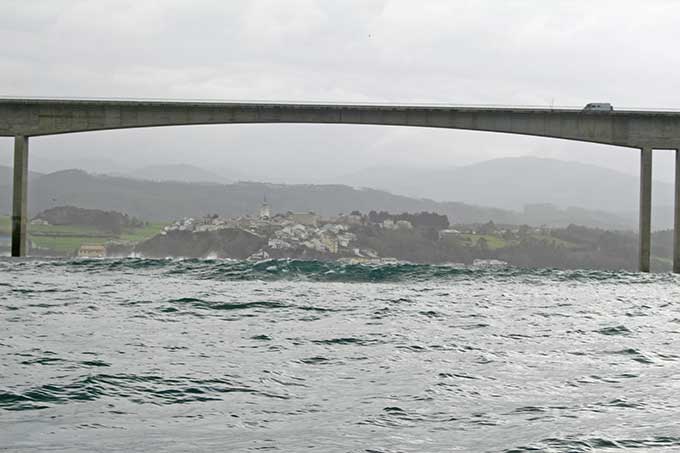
{"left": 25, "top": 156, "right": 132, "bottom": 176}
{"left": 341, "top": 156, "right": 675, "bottom": 212}
{"left": 0, "top": 166, "right": 647, "bottom": 229}
{"left": 122, "top": 164, "right": 232, "bottom": 184}
{"left": 334, "top": 165, "right": 451, "bottom": 198}
{"left": 12, "top": 169, "right": 516, "bottom": 224}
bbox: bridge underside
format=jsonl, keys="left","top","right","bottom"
{"left": 3, "top": 99, "right": 680, "bottom": 272}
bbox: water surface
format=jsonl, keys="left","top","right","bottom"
{"left": 2, "top": 258, "right": 680, "bottom": 452}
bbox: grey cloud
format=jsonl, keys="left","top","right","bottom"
{"left": 0, "top": 0, "right": 679, "bottom": 184}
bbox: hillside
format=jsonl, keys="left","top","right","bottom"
{"left": 34, "top": 206, "right": 144, "bottom": 233}
{"left": 0, "top": 166, "right": 642, "bottom": 229}
{"left": 9, "top": 168, "right": 519, "bottom": 223}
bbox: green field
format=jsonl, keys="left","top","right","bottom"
{"left": 457, "top": 233, "right": 511, "bottom": 250}
{"left": 445, "top": 232, "right": 580, "bottom": 251}
{"left": 531, "top": 234, "right": 579, "bottom": 249}
{"left": 0, "top": 216, "right": 167, "bottom": 254}
{"left": 120, "top": 223, "right": 168, "bottom": 243}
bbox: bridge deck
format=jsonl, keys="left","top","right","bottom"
{"left": 1, "top": 97, "right": 679, "bottom": 272}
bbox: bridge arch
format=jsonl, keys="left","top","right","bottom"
{"left": 2, "top": 98, "right": 679, "bottom": 272}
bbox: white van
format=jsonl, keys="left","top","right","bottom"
{"left": 583, "top": 103, "right": 613, "bottom": 112}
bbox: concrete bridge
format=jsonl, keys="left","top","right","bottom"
{"left": 2, "top": 98, "right": 679, "bottom": 272}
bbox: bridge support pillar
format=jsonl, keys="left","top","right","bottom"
{"left": 11, "top": 135, "right": 28, "bottom": 257}
{"left": 674, "top": 149, "right": 680, "bottom": 273}
{"left": 639, "top": 147, "right": 653, "bottom": 272}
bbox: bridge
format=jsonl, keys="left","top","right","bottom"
{"left": 2, "top": 97, "right": 679, "bottom": 272}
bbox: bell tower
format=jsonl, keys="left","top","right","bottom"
{"left": 259, "top": 195, "right": 271, "bottom": 220}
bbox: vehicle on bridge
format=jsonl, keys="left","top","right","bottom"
{"left": 583, "top": 102, "right": 613, "bottom": 112}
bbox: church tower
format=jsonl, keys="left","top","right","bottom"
{"left": 259, "top": 195, "right": 271, "bottom": 220}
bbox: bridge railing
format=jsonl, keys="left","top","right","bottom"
{"left": 1, "top": 95, "right": 679, "bottom": 113}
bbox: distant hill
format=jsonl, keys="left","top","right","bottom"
{"left": 122, "top": 164, "right": 232, "bottom": 184}
{"left": 3, "top": 156, "right": 673, "bottom": 224}
{"left": 340, "top": 156, "right": 675, "bottom": 213}
{"left": 335, "top": 165, "right": 448, "bottom": 200}
{"left": 12, "top": 169, "right": 519, "bottom": 224}
{"left": 34, "top": 206, "right": 144, "bottom": 233}
{"left": 0, "top": 166, "right": 647, "bottom": 229}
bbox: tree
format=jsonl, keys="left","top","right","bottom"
{"left": 478, "top": 220, "right": 496, "bottom": 235}
{"left": 518, "top": 224, "right": 530, "bottom": 238}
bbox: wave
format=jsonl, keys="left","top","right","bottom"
{"left": 505, "top": 436, "right": 680, "bottom": 452}
{"left": 1, "top": 257, "right": 677, "bottom": 284}
{"left": 0, "top": 373, "right": 289, "bottom": 411}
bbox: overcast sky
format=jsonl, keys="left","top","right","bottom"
{"left": 1, "top": 0, "right": 679, "bottom": 182}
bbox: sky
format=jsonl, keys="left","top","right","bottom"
{"left": 1, "top": 0, "right": 679, "bottom": 182}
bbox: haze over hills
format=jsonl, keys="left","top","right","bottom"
{"left": 0, "top": 156, "right": 675, "bottom": 229}
{"left": 4, "top": 156, "right": 671, "bottom": 216}
{"left": 0, "top": 168, "right": 517, "bottom": 224}
{"left": 0, "top": 164, "right": 666, "bottom": 230}
{"left": 121, "top": 164, "right": 233, "bottom": 184}
{"left": 339, "top": 156, "right": 675, "bottom": 212}
{"left": 0, "top": 155, "right": 237, "bottom": 185}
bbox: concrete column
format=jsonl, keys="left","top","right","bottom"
{"left": 674, "top": 149, "right": 680, "bottom": 273}
{"left": 639, "top": 147, "right": 653, "bottom": 272}
{"left": 11, "top": 136, "right": 28, "bottom": 257}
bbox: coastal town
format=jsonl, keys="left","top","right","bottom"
{"left": 140, "top": 198, "right": 511, "bottom": 266}
{"left": 2, "top": 200, "right": 660, "bottom": 271}
{"left": 156, "top": 198, "right": 406, "bottom": 263}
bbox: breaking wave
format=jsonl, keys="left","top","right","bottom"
{"left": 1, "top": 257, "right": 674, "bottom": 284}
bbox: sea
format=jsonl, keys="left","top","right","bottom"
{"left": 2, "top": 258, "right": 680, "bottom": 452}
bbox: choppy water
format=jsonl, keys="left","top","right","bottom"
{"left": 2, "top": 258, "right": 680, "bottom": 452}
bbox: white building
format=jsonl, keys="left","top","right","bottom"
{"left": 395, "top": 220, "right": 413, "bottom": 230}
{"left": 319, "top": 233, "right": 339, "bottom": 254}
{"left": 247, "top": 249, "right": 270, "bottom": 261}
{"left": 268, "top": 238, "right": 292, "bottom": 249}
{"left": 382, "top": 219, "right": 395, "bottom": 229}
{"left": 438, "top": 229, "right": 460, "bottom": 240}
{"left": 78, "top": 244, "right": 106, "bottom": 258}
{"left": 337, "top": 232, "right": 356, "bottom": 248}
